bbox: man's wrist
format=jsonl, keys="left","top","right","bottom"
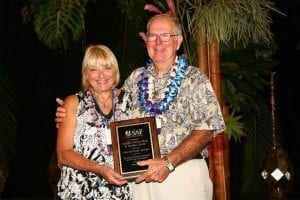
{"left": 163, "top": 156, "right": 175, "bottom": 172}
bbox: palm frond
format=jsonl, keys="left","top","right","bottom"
{"left": 0, "top": 69, "right": 19, "bottom": 162}
{"left": 177, "top": 0, "right": 284, "bottom": 47}
{"left": 112, "top": 1, "right": 148, "bottom": 85}
{"left": 240, "top": 98, "right": 273, "bottom": 199}
{"left": 115, "top": 0, "right": 146, "bottom": 23}
{"left": 25, "top": 0, "right": 86, "bottom": 50}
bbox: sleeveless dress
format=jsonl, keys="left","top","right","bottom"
{"left": 57, "top": 90, "right": 133, "bottom": 200}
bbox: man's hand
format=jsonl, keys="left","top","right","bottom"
{"left": 134, "top": 130, "right": 213, "bottom": 184}
{"left": 55, "top": 98, "right": 66, "bottom": 128}
{"left": 135, "top": 158, "right": 169, "bottom": 184}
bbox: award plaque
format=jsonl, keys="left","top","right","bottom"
{"left": 110, "top": 117, "right": 160, "bottom": 180}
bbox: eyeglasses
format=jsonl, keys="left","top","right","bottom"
{"left": 146, "top": 33, "right": 179, "bottom": 42}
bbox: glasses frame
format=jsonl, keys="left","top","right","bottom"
{"left": 146, "top": 33, "right": 179, "bottom": 42}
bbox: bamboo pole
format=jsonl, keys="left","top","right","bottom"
{"left": 196, "top": 37, "right": 230, "bottom": 200}
{"left": 208, "top": 41, "right": 230, "bottom": 200}
{"left": 196, "top": 40, "right": 216, "bottom": 185}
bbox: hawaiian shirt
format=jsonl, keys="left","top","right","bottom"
{"left": 122, "top": 59, "right": 225, "bottom": 156}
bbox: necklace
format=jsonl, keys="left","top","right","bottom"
{"left": 138, "top": 55, "right": 188, "bottom": 115}
{"left": 85, "top": 90, "right": 115, "bottom": 156}
{"left": 93, "top": 90, "right": 112, "bottom": 109}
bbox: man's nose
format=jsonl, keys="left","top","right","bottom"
{"left": 155, "top": 36, "right": 163, "bottom": 44}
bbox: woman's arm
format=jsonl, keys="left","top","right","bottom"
{"left": 56, "top": 95, "right": 128, "bottom": 186}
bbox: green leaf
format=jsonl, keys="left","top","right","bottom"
{"left": 33, "top": 0, "right": 86, "bottom": 50}
{"left": 0, "top": 69, "right": 19, "bottom": 162}
{"left": 225, "top": 115, "right": 245, "bottom": 142}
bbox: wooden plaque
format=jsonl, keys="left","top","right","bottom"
{"left": 110, "top": 117, "right": 160, "bottom": 180}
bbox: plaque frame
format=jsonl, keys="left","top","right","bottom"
{"left": 110, "top": 117, "right": 160, "bottom": 180}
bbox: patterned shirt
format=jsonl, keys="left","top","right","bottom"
{"left": 122, "top": 58, "right": 225, "bottom": 156}
{"left": 57, "top": 90, "right": 133, "bottom": 200}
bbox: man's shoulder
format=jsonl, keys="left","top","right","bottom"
{"left": 122, "top": 67, "right": 144, "bottom": 90}
{"left": 185, "top": 65, "right": 209, "bottom": 81}
{"left": 129, "top": 67, "right": 144, "bottom": 76}
{"left": 124, "top": 67, "right": 144, "bottom": 83}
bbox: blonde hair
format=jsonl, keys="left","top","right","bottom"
{"left": 146, "top": 14, "right": 182, "bottom": 35}
{"left": 81, "top": 44, "right": 120, "bottom": 91}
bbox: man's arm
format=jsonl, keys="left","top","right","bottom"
{"left": 167, "top": 130, "right": 212, "bottom": 167}
{"left": 135, "top": 130, "right": 213, "bottom": 183}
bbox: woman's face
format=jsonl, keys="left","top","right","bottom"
{"left": 87, "top": 65, "right": 115, "bottom": 93}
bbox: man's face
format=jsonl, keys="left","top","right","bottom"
{"left": 146, "top": 17, "right": 182, "bottom": 66}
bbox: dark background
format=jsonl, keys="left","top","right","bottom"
{"left": 0, "top": 0, "right": 299, "bottom": 199}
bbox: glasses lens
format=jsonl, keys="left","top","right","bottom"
{"left": 147, "top": 34, "right": 156, "bottom": 42}
{"left": 147, "top": 33, "right": 176, "bottom": 42}
{"left": 160, "top": 33, "right": 170, "bottom": 42}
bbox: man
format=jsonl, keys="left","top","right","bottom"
{"left": 56, "top": 14, "right": 225, "bottom": 200}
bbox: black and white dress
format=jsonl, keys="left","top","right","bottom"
{"left": 57, "top": 90, "right": 133, "bottom": 200}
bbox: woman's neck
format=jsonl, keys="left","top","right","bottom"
{"left": 92, "top": 89, "right": 113, "bottom": 115}
{"left": 93, "top": 90, "right": 112, "bottom": 101}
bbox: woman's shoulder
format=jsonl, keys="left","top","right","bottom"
{"left": 63, "top": 94, "right": 79, "bottom": 107}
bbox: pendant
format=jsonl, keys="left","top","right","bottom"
{"left": 153, "top": 91, "right": 159, "bottom": 99}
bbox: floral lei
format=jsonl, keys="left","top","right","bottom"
{"left": 138, "top": 55, "right": 188, "bottom": 115}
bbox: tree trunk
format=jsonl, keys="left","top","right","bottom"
{"left": 196, "top": 39, "right": 230, "bottom": 200}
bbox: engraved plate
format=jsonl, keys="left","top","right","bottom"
{"left": 110, "top": 117, "right": 160, "bottom": 180}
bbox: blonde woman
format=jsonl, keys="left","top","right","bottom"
{"left": 56, "top": 45, "right": 133, "bottom": 200}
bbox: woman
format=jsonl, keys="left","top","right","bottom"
{"left": 56, "top": 44, "right": 133, "bottom": 199}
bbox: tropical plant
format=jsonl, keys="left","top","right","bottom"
{"left": 21, "top": 0, "right": 86, "bottom": 50}
{"left": 221, "top": 44, "right": 278, "bottom": 198}
{"left": 0, "top": 68, "right": 19, "bottom": 193}
{"left": 20, "top": 0, "right": 284, "bottom": 199}
{"left": 0, "top": 69, "right": 18, "bottom": 162}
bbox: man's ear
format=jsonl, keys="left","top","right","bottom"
{"left": 176, "top": 35, "right": 183, "bottom": 50}
{"left": 139, "top": 32, "right": 147, "bottom": 44}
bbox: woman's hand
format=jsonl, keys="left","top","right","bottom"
{"left": 99, "top": 165, "right": 128, "bottom": 186}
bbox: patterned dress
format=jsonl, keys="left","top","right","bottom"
{"left": 57, "top": 90, "right": 133, "bottom": 200}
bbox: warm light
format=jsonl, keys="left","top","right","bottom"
{"left": 261, "top": 148, "right": 294, "bottom": 200}
{"left": 261, "top": 72, "right": 294, "bottom": 200}
{"left": 271, "top": 168, "right": 284, "bottom": 181}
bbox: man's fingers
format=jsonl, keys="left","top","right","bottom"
{"left": 56, "top": 98, "right": 64, "bottom": 106}
{"left": 136, "top": 160, "right": 148, "bottom": 166}
{"left": 135, "top": 170, "right": 149, "bottom": 184}
{"left": 56, "top": 107, "right": 66, "bottom": 117}
{"left": 55, "top": 98, "right": 65, "bottom": 129}
{"left": 55, "top": 117, "right": 62, "bottom": 123}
